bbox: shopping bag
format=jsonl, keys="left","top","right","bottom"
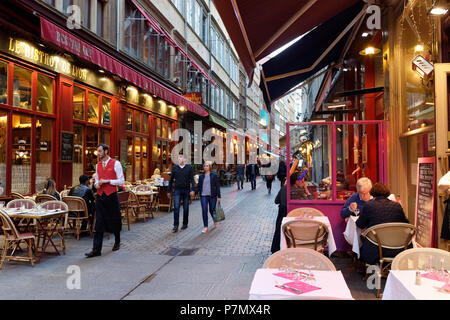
{"left": 215, "top": 202, "right": 225, "bottom": 221}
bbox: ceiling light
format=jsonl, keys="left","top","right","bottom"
{"left": 359, "top": 46, "right": 381, "bottom": 56}
{"left": 179, "top": 105, "right": 186, "bottom": 112}
{"left": 414, "top": 44, "right": 424, "bottom": 52}
{"left": 99, "top": 69, "right": 105, "bottom": 73}
{"left": 430, "top": 7, "right": 448, "bottom": 15}
{"left": 362, "top": 32, "right": 369, "bottom": 37}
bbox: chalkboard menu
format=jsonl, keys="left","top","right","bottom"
{"left": 414, "top": 157, "right": 436, "bottom": 247}
{"left": 60, "top": 131, "right": 74, "bottom": 162}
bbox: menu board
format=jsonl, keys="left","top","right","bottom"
{"left": 414, "top": 157, "right": 436, "bottom": 247}
{"left": 60, "top": 131, "right": 74, "bottom": 162}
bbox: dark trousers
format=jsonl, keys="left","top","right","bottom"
{"left": 173, "top": 188, "right": 190, "bottom": 227}
{"left": 93, "top": 231, "right": 120, "bottom": 253}
{"left": 250, "top": 174, "right": 257, "bottom": 189}
{"left": 266, "top": 179, "right": 273, "bottom": 192}
{"left": 271, "top": 207, "right": 287, "bottom": 253}
{"left": 236, "top": 174, "right": 244, "bottom": 189}
{"left": 200, "top": 196, "right": 217, "bottom": 227}
{"left": 279, "top": 177, "right": 286, "bottom": 188}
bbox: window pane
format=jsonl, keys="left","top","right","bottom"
{"left": 87, "top": 92, "right": 99, "bottom": 123}
{"left": 13, "top": 66, "right": 32, "bottom": 109}
{"left": 86, "top": 127, "right": 98, "bottom": 175}
{"left": 101, "top": 97, "right": 111, "bottom": 125}
{"left": 0, "top": 61, "right": 7, "bottom": 105}
{"left": 126, "top": 136, "right": 133, "bottom": 182}
{"left": 73, "top": 86, "right": 85, "bottom": 120}
{"left": 142, "top": 138, "right": 148, "bottom": 179}
{"left": 168, "top": 122, "right": 172, "bottom": 140}
{"left": 162, "top": 141, "right": 167, "bottom": 171}
{"left": 143, "top": 114, "right": 148, "bottom": 134}
{"left": 12, "top": 114, "right": 31, "bottom": 194}
{"left": 135, "top": 137, "right": 141, "bottom": 182}
{"left": 156, "top": 118, "right": 161, "bottom": 137}
{"left": 73, "top": 124, "right": 84, "bottom": 187}
{"left": 37, "top": 74, "right": 53, "bottom": 113}
{"left": 126, "top": 108, "right": 133, "bottom": 131}
{"left": 162, "top": 119, "right": 167, "bottom": 138}
{"left": 135, "top": 111, "right": 141, "bottom": 132}
{"left": 0, "top": 111, "right": 7, "bottom": 193}
{"left": 36, "top": 118, "right": 53, "bottom": 192}
{"left": 100, "top": 129, "right": 110, "bottom": 145}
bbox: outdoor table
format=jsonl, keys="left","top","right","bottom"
{"left": 6, "top": 207, "right": 68, "bottom": 263}
{"left": 280, "top": 216, "right": 337, "bottom": 256}
{"left": 382, "top": 270, "right": 450, "bottom": 300}
{"left": 249, "top": 268, "right": 354, "bottom": 300}
{"left": 343, "top": 216, "right": 361, "bottom": 257}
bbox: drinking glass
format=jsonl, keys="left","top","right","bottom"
{"left": 427, "top": 256, "right": 435, "bottom": 274}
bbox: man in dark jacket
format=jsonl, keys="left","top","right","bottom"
{"left": 168, "top": 155, "right": 195, "bottom": 233}
{"left": 277, "top": 160, "right": 287, "bottom": 188}
{"left": 245, "top": 162, "right": 251, "bottom": 182}
{"left": 69, "top": 174, "right": 96, "bottom": 230}
{"left": 356, "top": 183, "right": 410, "bottom": 265}
{"left": 249, "top": 162, "right": 259, "bottom": 190}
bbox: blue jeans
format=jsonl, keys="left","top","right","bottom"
{"left": 173, "top": 188, "right": 190, "bottom": 227}
{"left": 236, "top": 174, "right": 244, "bottom": 189}
{"left": 200, "top": 196, "right": 217, "bottom": 227}
{"left": 250, "top": 174, "right": 257, "bottom": 189}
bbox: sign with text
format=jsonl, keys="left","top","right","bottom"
{"left": 414, "top": 157, "right": 436, "bottom": 247}
{"left": 60, "top": 131, "right": 74, "bottom": 162}
{"left": 183, "top": 92, "right": 203, "bottom": 105}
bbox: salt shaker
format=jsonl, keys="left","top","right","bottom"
{"left": 415, "top": 271, "right": 422, "bottom": 285}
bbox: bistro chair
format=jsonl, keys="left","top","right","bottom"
{"left": 59, "top": 188, "right": 71, "bottom": 198}
{"left": 38, "top": 201, "right": 69, "bottom": 255}
{"left": 117, "top": 191, "right": 131, "bottom": 231}
{"left": 6, "top": 199, "right": 36, "bottom": 210}
{"left": 135, "top": 185, "right": 153, "bottom": 192}
{"left": 282, "top": 219, "right": 329, "bottom": 253}
{"left": 62, "top": 196, "right": 91, "bottom": 240}
{"left": 128, "top": 191, "right": 151, "bottom": 222}
{"left": 391, "top": 248, "right": 450, "bottom": 271}
{"left": 35, "top": 194, "right": 57, "bottom": 204}
{"left": 263, "top": 248, "right": 336, "bottom": 271}
{"left": 361, "top": 222, "right": 417, "bottom": 298}
{"left": 287, "top": 207, "right": 325, "bottom": 217}
{"left": 0, "top": 208, "right": 35, "bottom": 269}
{"left": 10, "top": 192, "right": 24, "bottom": 199}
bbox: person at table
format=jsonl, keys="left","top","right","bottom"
{"left": 69, "top": 174, "right": 96, "bottom": 230}
{"left": 340, "top": 177, "right": 373, "bottom": 219}
{"left": 194, "top": 161, "right": 221, "bottom": 234}
{"left": 150, "top": 168, "right": 161, "bottom": 182}
{"left": 41, "top": 178, "right": 60, "bottom": 200}
{"left": 85, "top": 143, "right": 124, "bottom": 258}
{"left": 168, "top": 154, "right": 195, "bottom": 233}
{"left": 356, "top": 182, "right": 410, "bottom": 265}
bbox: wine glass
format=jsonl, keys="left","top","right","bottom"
{"left": 279, "top": 254, "right": 288, "bottom": 273}
{"left": 427, "top": 255, "right": 435, "bottom": 274}
{"left": 304, "top": 264, "right": 315, "bottom": 284}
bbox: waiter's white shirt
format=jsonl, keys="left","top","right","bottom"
{"left": 438, "top": 171, "right": 450, "bottom": 194}
{"left": 95, "top": 157, "right": 125, "bottom": 187}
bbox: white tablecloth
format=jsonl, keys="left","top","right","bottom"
{"left": 280, "top": 216, "right": 337, "bottom": 256}
{"left": 249, "top": 268, "right": 354, "bottom": 300}
{"left": 343, "top": 216, "right": 361, "bottom": 258}
{"left": 382, "top": 270, "right": 450, "bottom": 300}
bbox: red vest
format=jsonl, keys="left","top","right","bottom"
{"left": 96, "top": 158, "right": 118, "bottom": 196}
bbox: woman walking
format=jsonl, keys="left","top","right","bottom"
{"left": 195, "top": 161, "right": 221, "bottom": 233}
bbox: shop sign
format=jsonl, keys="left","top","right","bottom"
{"left": 184, "top": 92, "right": 203, "bottom": 105}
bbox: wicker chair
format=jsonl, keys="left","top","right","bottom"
{"left": 35, "top": 194, "right": 57, "bottom": 204}
{"left": 118, "top": 191, "right": 131, "bottom": 230}
{"left": 361, "top": 222, "right": 417, "bottom": 297}
{"left": 391, "top": 248, "right": 450, "bottom": 270}
{"left": 287, "top": 207, "right": 325, "bottom": 217}
{"left": 282, "top": 219, "right": 329, "bottom": 253}
{"left": 10, "top": 192, "right": 24, "bottom": 199}
{"left": 263, "top": 248, "right": 336, "bottom": 270}
{"left": 6, "top": 199, "right": 36, "bottom": 210}
{"left": 37, "top": 201, "right": 69, "bottom": 255}
{"left": 135, "top": 185, "right": 153, "bottom": 192}
{"left": 128, "top": 191, "right": 151, "bottom": 222}
{"left": 0, "top": 208, "right": 35, "bottom": 269}
{"left": 62, "top": 196, "right": 91, "bottom": 240}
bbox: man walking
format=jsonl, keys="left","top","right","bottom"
{"left": 236, "top": 164, "right": 244, "bottom": 190}
{"left": 249, "top": 162, "right": 259, "bottom": 190}
{"left": 85, "top": 144, "right": 124, "bottom": 258}
{"left": 168, "top": 154, "right": 195, "bottom": 233}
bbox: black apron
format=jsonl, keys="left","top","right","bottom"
{"left": 442, "top": 199, "right": 450, "bottom": 240}
{"left": 95, "top": 192, "right": 122, "bottom": 233}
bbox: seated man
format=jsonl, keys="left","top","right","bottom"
{"left": 340, "top": 177, "right": 373, "bottom": 219}
{"left": 356, "top": 182, "right": 410, "bottom": 265}
{"left": 69, "top": 174, "right": 96, "bottom": 230}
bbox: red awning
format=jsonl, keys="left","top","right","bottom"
{"left": 131, "top": 0, "right": 218, "bottom": 88}
{"left": 213, "top": 0, "right": 360, "bottom": 78}
{"left": 40, "top": 18, "right": 208, "bottom": 117}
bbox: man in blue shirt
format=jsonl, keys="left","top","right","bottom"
{"left": 340, "top": 177, "right": 373, "bottom": 219}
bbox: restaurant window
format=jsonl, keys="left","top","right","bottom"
{"left": 135, "top": 137, "right": 141, "bottom": 181}
{"left": 0, "top": 111, "right": 6, "bottom": 192}
{"left": 126, "top": 136, "right": 133, "bottom": 182}
{"left": 37, "top": 74, "right": 54, "bottom": 113}
{"left": 142, "top": 138, "right": 148, "bottom": 179}
{"left": 101, "top": 97, "right": 111, "bottom": 126}
{"left": 13, "top": 66, "right": 32, "bottom": 109}
{"left": 87, "top": 92, "right": 99, "bottom": 124}
{"left": 73, "top": 86, "right": 85, "bottom": 120}
{"left": 142, "top": 114, "right": 148, "bottom": 134}
{"left": 156, "top": 117, "right": 161, "bottom": 137}
{"left": 135, "top": 111, "right": 141, "bottom": 132}
{"left": 162, "top": 119, "right": 167, "bottom": 138}
{"left": 126, "top": 108, "right": 133, "bottom": 131}
{"left": 86, "top": 126, "right": 99, "bottom": 175}
{"left": 0, "top": 61, "right": 7, "bottom": 105}
{"left": 35, "top": 118, "right": 53, "bottom": 192}
{"left": 73, "top": 124, "right": 84, "bottom": 187}
{"left": 12, "top": 114, "right": 32, "bottom": 194}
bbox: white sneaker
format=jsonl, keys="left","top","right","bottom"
{"left": 202, "top": 228, "right": 208, "bottom": 233}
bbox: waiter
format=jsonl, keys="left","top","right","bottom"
{"left": 85, "top": 143, "right": 124, "bottom": 258}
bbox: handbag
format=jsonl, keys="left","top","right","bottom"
{"left": 215, "top": 202, "right": 225, "bottom": 221}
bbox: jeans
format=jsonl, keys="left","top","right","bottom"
{"left": 236, "top": 174, "right": 244, "bottom": 189}
{"left": 200, "top": 196, "right": 217, "bottom": 227}
{"left": 173, "top": 188, "right": 190, "bottom": 227}
{"left": 250, "top": 174, "right": 257, "bottom": 189}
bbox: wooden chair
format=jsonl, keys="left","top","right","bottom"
{"left": 361, "top": 222, "right": 417, "bottom": 298}
{"left": 287, "top": 207, "right": 325, "bottom": 217}
{"left": 10, "top": 192, "right": 24, "bottom": 199}
{"left": 391, "top": 248, "right": 450, "bottom": 270}
{"left": 0, "top": 209, "right": 35, "bottom": 269}
{"left": 118, "top": 191, "right": 131, "bottom": 231}
{"left": 38, "top": 201, "right": 69, "bottom": 255}
{"left": 135, "top": 185, "right": 152, "bottom": 192}
{"left": 62, "top": 196, "right": 91, "bottom": 240}
{"left": 263, "top": 248, "right": 336, "bottom": 270}
{"left": 35, "top": 194, "right": 57, "bottom": 204}
{"left": 282, "top": 219, "right": 329, "bottom": 253}
{"left": 128, "top": 191, "right": 151, "bottom": 222}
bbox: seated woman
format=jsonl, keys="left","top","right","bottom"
{"left": 150, "top": 168, "right": 161, "bottom": 182}
{"left": 41, "top": 178, "right": 60, "bottom": 200}
{"left": 356, "top": 182, "right": 410, "bottom": 265}
{"left": 340, "top": 177, "right": 372, "bottom": 219}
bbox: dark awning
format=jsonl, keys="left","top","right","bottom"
{"left": 259, "top": 1, "right": 366, "bottom": 110}
{"left": 213, "top": 0, "right": 360, "bottom": 79}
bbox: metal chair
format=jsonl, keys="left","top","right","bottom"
{"left": 282, "top": 219, "right": 329, "bottom": 253}
{"left": 391, "top": 247, "right": 450, "bottom": 270}
{"left": 62, "top": 196, "right": 91, "bottom": 240}
{"left": 287, "top": 207, "right": 325, "bottom": 217}
{"left": 0, "top": 209, "right": 35, "bottom": 269}
{"left": 263, "top": 248, "right": 336, "bottom": 270}
{"left": 35, "top": 194, "right": 57, "bottom": 204}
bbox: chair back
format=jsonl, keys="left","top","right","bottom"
{"left": 10, "top": 192, "right": 24, "bottom": 199}
{"left": 6, "top": 199, "right": 36, "bottom": 210}
{"left": 118, "top": 191, "right": 130, "bottom": 204}
{"left": 263, "top": 248, "right": 336, "bottom": 270}
{"left": 40, "top": 200, "right": 69, "bottom": 212}
{"left": 0, "top": 208, "right": 21, "bottom": 239}
{"left": 35, "top": 194, "right": 57, "bottom": 204}
{"left": 135, "top": 185, "right": 152, "bottom": 192}
{"left": 391, "top": 248, "right": 450, "bottom": 270}
{"left": 282, "top": 219, "right": 329, "bottom": 249}
{"left": 60, "top": 189, "right": 71, "bottom": 198}
{"left": 128, "top": 191, "right": 140, "bottom": 205}
{"left": 62, "top": 196, "right": 88, "bottom": 218}
{"left": 361, "top": 223, "right": 417, "bottom": 250}
{"left": 287, "top": 207, "right": 325, "bottom": 217}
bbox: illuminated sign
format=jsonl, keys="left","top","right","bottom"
{"left": 183, "top": 92, "right": 203, "bottom": 105}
